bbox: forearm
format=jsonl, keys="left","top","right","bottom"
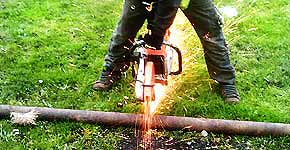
{"left": 145, "top": 0, "right": 181, "bottom": 48}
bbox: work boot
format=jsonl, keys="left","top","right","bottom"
{"left": 220, "top": 84, "right": 240, "bottom": 103}
{"left": 92, "top": 68, "right": 122, "bottom": 91}
{"left": 93, "top": 61, "right": 130, "bottom": 91}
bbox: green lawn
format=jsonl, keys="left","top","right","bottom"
{"left": 0, "top": 0, "right": 289, "bottom": 149}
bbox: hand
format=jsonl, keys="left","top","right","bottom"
{"left": 143, "top": 33, "right": 163, "bottom": 50}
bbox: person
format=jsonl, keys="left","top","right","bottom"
{"left": 93, "top": 0, "right": 240, "bottom": 103}
{"left": 92, "top": 0, "right": 181, "bottom": 89}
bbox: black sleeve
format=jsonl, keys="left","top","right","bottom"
{"left": 144, "top": 0, "right": 181, "bottom": 49}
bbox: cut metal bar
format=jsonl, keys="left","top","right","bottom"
{"left": 0, "top": 105, "right": 289, "bottom": 136}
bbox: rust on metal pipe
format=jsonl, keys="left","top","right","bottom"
{"left": 0, "top": 105, "right": 289, "bottom": 136}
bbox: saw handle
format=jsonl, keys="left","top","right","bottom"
{"left": 163, "top": 43, "right": 182, "bottom": 75}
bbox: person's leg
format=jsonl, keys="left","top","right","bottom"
{"left": 93, "top": 0, "right": 148, "bottom": 90}
{"left": 182, "top": 0, "right": 239, "bottom": 102}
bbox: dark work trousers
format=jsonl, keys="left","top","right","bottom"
{"left": 102, "top": 0, "right": 236, "bottom": 85}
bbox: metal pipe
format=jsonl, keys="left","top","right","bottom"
{"left": 0, "top": 105, "right": 289, "bottom": 136}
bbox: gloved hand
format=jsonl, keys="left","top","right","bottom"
{"left": 143, "top": 33, "right": 164, "bottom": 50}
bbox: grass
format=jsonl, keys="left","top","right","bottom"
{"left": 0, "top": 0, "right": 289, "bottom": 149}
